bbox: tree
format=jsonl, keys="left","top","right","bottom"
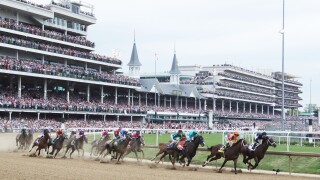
{"left": 304, "top": 104, "right": 318, "bottom": 113}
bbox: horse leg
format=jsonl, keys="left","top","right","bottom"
{"left": 116, "top": 153, "right": 123, "bottom": 164}
{"left": 70, "top": 147, "right": 75, "bottom": 159}
{"left": 150, "top": 150, "right": 163, "bottom": 161}
{"left": 54, "top": 149, "right": 61, "bottom": 159}
{"left": 251, "top": 157, "right": 260, "bottom": 170}
{"left": 62, "top": 147, "right": 69, "bottom": 158}
{"left": 233, "top": 159, "right": 238, "bottom": 174}
{"left": 202, "top": 154, "right": 215, "bottom": 167}
{"left": 157, "top": 151, "right": 167, "bottom": 164}
{"left": 218, "top": 159, "right": 228, "bottom": 173}
{"left": 186, "top": 156, "right": 192, "bottom": 167}
{"left": 29, "top": 144, "right": 36, "bottom": 152}
{"left": 133, "top": 150, "right": 139, "bottom": 161}
{"left": 140, "top": 149, "right": 144, "bottom": 159}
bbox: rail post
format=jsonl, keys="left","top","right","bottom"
{"left": 286, "top": 132, "right": 290, "bottom": 152}
{"left": 93, "top": 129, "right": 96, "bottom": 140}
{"left": 288, "top": 155, "right": 292, "bottom": 175}
{"left": 222, "top": 131, "right": 225, "bottom": 144}
{"left": 156, "top": 129, "right": 159, "bottom": 145}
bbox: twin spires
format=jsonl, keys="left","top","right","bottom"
{"left": 169, "top": 50, "right": 181, "bottom": 75}
{"left": 127, "top": 32, "right": 142, "bottom": 67}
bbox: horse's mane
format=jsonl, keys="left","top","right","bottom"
{"left": 234, "top": 138, "right": 245, "bottom": 145}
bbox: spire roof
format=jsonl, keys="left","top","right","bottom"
{"left": 169, "top": 52, "right": 181, "bottom": 74}
{"left": 127, "top": 33, "right": 142, "bottom": 66}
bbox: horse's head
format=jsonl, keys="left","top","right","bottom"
{"left": 140, "top": 135, "right": 145, "bottom": 146}
{"left": 195, "top": 135, "right": 205, "bottom": 147}
{"left": 266, "top": 136, "right": 277, "bottom": 148}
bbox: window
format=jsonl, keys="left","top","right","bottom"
{"left": 72, "top": 5, "right": 79, "bottom": 14}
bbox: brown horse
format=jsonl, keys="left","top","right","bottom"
{"left": 90, "top": 134, "right": 111, "bottom": 157}
{"left": 150, "top": 142, "right": 172, "bottom": 163}
{"left": 49, "top": 134, "right": 67, "bottom": 158}
{"left": 242, "top": 136, "right": 276, "bottom": 169}
{"left": 202, "top": 139, "right": 247, "bottom": 174}
{"left": 63, "top": 134, "right": 88, "bottom": 158}
{"left": 29, "top": 129, "right": 51, "bottom": 156}
{"left": 123, "top": 135, "right": 145, "bottom": 161}
{"left": 100, "top": 134, "right": 132, "bottom": 164}
{"left": 16, "top": 130, "right": 28, "bottom": 150}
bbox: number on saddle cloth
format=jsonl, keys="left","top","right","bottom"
{"left": 167, "top": 141, "right": 178, "bottom": 149}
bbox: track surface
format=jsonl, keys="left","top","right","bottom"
{"left": 0, "top": 134, "right": 317, "bottom": 180}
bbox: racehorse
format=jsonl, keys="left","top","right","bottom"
{"left": 26, "top": 130, "right": 34, "bottom": 150}
{"left": 178, "top": 135, "right": 205, "bottom": 167}
{"left": 150, "top": 141, "right": 172, "bottom": 163}
{"left": 16, "top": 130, "right": 28, "bottom": 150}
{"left": 49, "top": 134, "right": 67, "bottom": 158}
{"left": 123, "top": 135, "right": 145, "bottom": 160}
{"left": 100, "top": 134, "right": 132, "bottom": 164}
{"left": 90, "top": 134, "right": 111, "bottom": 157}
{"left": 63, "top": 134, "right": 88, "bottom": 158}
{"left": 242, "top": 136, "right": 276, "bottom": 169}
{"left": 29, "top": 129, "right": 51, "bottom": 156}
{"left": 202, "top": 139, "right": 247, "bottom": 174}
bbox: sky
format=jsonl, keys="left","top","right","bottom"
{"left": 40, "top": 0, "right": 320, "bottom": 110}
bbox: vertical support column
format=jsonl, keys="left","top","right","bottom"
{"left": 267, "top": 106, "right": 270, "bottom": 115}
{"left": 164, "top": 96, "right": 166, "bottom": 108}
{"left": 272, "top": 106, "right": 275, "bottom": 116}
{"left": 100, "top": 86, "right": 104, "bottom": 103}
{"left": 115, "top": 87, "right": 118, "bottom": 105}
{"left": 9, "top": 112, "right": 12, "bottom": 121}
{"left": 131, "top": 92, "right": 134, "bottom": 106}
{"left": 66, "top": 86, "right": 70, "bottom": 103}
{"left": 158, "top": 94, "right": 160, "bottom": 107}
{"left": 145, "top": 93, "right": 148, "bottom": 106}
{"left": 185, "top": 98, "right": 188, "bottom": 109}
{"left": 236, "top": 102, "right": 239, "bottom": 113}
{"left": 16, "top": 50, "right": 19, "bottom": 60}
{"left": 64, "top": 59, "right": 67, "bottom": 67}
{"left": 262, "top": 105, "right": 264, "bottom": 114}
{"left": 249, "top": 103, "right": 252, "bottom": 113}
{"left": 103, "top": 115, "right": 106, "bottom": 122}
{"left": 213, "top": 99, "right": 216, "bottom": 111}
{"left": 42, "top": 55, "right": 45, "bottom": 64}
{"left": 84, "top": 114, "right": 87, "bottom": 121}
{"left": 44, "top": 79, "right": 47, "bottom": 100}
{"left": 229, "top": 101, "right": 232, "bottom": 112}
{"left": 194, "top": 98, "right": 197, "bottom": 110}
{"left": 16, "top": 12, "right": 19, "bottom": 24}
{"left": 255, "top": 104, "right": 258, "bottom": 114}
{"left": 204, "top": 100, "right": 207, "bottom": 111}
{"left": 18, "top": 76, "right": 21, "bottom": 99}
{"left": 87, "top": 84, "right": 90, "bottom": 102}
{"left": 117, "top": 115, "right": 119, "bottom": 124}
{"left": 128, "top": 89, "right": 130, "bottom": 106}
{"left": 85, "top": 63, "right": 88, "bottom": 71}
{"left": 99, "top": 65, "right": 102, "bottom": 73}
{"left": 180, "top": 98, "right": 183, "bottom": 109}
{"left": 42, "top": 24, "right": 44, "bottom": 31}
{"left": 170, "top": 97, "right": 172, "bottom": 108}
{"left": 222, "top": 100, "right": 224, "bottom": 112}
{"left": 139, "top": 94, "right": 141, "bottom": 106}
{"left": 243, "top": 102, "right": 246, "bottom": 113}
{"left": 37, "top": 113, "right": 40, "bottom": 120}
{"left": 199, "top": 99, "right": 201, "bottom": 110}
{"left": 130, "top": 116, "right": 133, "bottom": 123}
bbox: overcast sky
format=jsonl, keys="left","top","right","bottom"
{"left": 42, "top": 0, "right": 320, "bottom": 109}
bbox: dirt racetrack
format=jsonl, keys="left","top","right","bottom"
{"left": 0, "top": 134, "right": 318, "bottom": 180}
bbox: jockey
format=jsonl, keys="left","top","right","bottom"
{"left": 187, "top": 129, "right": 199, "bottom": 141}
{"left": 119, "top": 129, "right": 128, "bottom": 140}
{"left": 171, "top": 130, "right": 186, "bottom": 142}
{"left": 114, "top": 128, "right": 122, "bottom": 139}
{"left": 219, "top": 131, "right": 240, "bottom": 152}
{"left": 79, "top": 130, "right": 85, "bottom": 136}
{"left": 96, "top": 130, "right": 109, "bottom": 145}
{"left": 251, "top": 132, "right": 267, "bottom": 151}
{"left": 21, "top": 127, "right": 27, "bottom": 134}
{"left": 132, "top": 131, "right": 141, "bottom": 139}
{"left": 55, "top": 128, "right": 63, "bottom": 140}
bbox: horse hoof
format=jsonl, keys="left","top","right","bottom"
{"left": 217, "top": 170, "right": 222, "bottom": 173}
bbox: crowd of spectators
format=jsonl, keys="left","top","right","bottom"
{"left": 0, "top": 17, "right": 95, "bottom": 47}
{"left": 218, "top": 71, "right": 274, "bottom": 87}
{"left": 215, "top": 64, "right": 274, "bottom": 79}
{"left": 215, "top": 89, "right": 274, "bottom": 103}
{"left": 276, "top": 99, "right": 302, "bottom": 107}
{"left": 0, "top": 35, "right": 121, "bottom": 65}
{"left": 16, "top": 0, "right": 49, "bottom": 10}
{"left": 217, "top": 81, "right": 274, "bottom": 95}
{"left": 0, "top": 56, "right": 140, "bottom": 86}
{"left": 276, "top": 85, "right": 302, "bottom": 93}
{"left": 275, "top": 92, "right": 301, "bottom": 100}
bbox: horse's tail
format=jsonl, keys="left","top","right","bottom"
{"left": 207, "top": 146, "right": 214, "bottom": 151}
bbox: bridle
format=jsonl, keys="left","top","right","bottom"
{"left": 267, "top": 138, "right": 276, "bottom": 146}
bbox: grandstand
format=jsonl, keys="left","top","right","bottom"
{"left": 0, "top": 0, "right": 307, "bottom": 132}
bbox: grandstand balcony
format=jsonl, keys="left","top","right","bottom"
{"left": 215, "top": 86, "right": 275, "bottom": 98}
{"left": 0, "top": 25, "right": 94, "bottom": 51}
{"left": 219, "top": 76, "right": 275, "bottom": 90}
{"left": 0, "top": 42, "right": 121, "bottom": 68}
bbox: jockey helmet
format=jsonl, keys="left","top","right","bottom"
{"left": 56, "top": 129, "right": 63, "bottom": 135}
{"left": 102, "top": 130, "right": 108, "bottom": 136}
{"left": 79, "top": 130, "right": 84, "bottom": 135}
{"left": 178, "top": 130, "right": 183, "bottom": 134}
{"left": 262, "top": 132, "right": 267, "bottom": 136}
{"left": 234, "top": 131, "right": 240, "bottom": 136}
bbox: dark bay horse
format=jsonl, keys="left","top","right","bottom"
{"left": 202, "top": 139, "right": 247, "bottom": 174}
{"left": 63, "top": 134, "right": 88, "bottom": 158}
{"left": 100, "top": 134, "right": 132, "bottom": 164}
{"left": 26, "top": 130, "right": 34, "bottom": 150}
{"left": 49, "top": 134, "right": 67, "bottom": 158}
{"left": 29, "top": 130, "right": 51, "bottom": 156}
{"left": 16, "top": 130, "right": 28, "bottom": 150}
{"left": 242, "top": 136, "right": 276, "bottom": 169}
{"left": 90, "top": 134, "right": 111, "bottom": 157}
{"left": 178, "top": 135, "right": 205, "bottom": 167}
{"left": 123, "top": 135, "right": 145, "bottom": 160}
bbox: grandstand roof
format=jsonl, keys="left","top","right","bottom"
{"left": 127, "top": 42, "right": 142, "bottom": 66}
{"left": 169, "top": 53, "right": 181, "bottom": 74}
